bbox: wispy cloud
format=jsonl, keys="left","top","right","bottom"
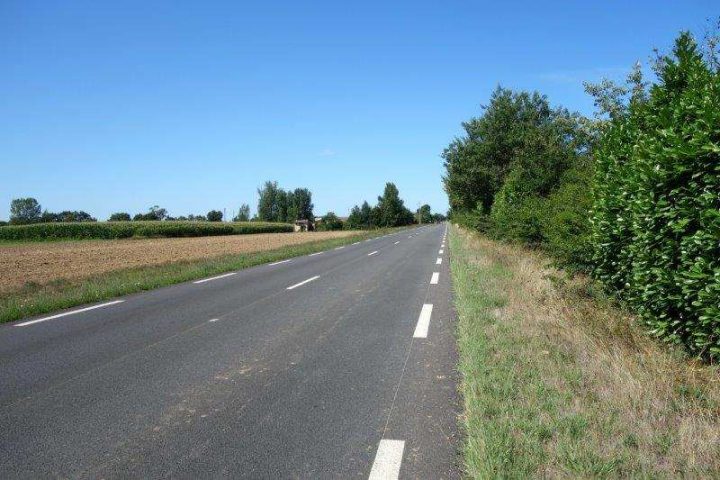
{"left": 318, "top": 148, "right": 337, "bottom": 157}
{"left": 536, "top": 66, "right": 630, "bottom": 85}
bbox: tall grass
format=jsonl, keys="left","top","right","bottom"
{"left": 450, "top": 226, "right": 720, "bottom": 478}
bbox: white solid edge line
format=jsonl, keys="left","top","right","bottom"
{"left": 431, "top": 272, "right": 440, "bottom": 284}
{"left": 16, "top": 300, "right": 125, "bottom": 327}
{"left": 368, "top": 251, "right": 379, "bottom": 256}
{"left": 369, "top": 439, "right": 405, "bottom": 480}
{"left": 413, "top": 304, "right": 433, "bottom": 338}
{"left": 310, "top": 251, "right": 324, "bottom": 256}
{"left": 193, "top": 272, "right": 237, "bottom": 284}
{"left": 287, "top": 275, "right": 320, "bottom": 290}
{"left": 269, "top": 259, "right": 292, "bottom": 266}
{"left": 436, "top": 258, "right": 443, "bottom": 265}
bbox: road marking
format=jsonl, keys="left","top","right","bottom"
{"left": 193, "top": 272, "right": 236, "bottom": 284}
{"left": 335, "top": 246, "right": 345, "bottom": 250}
{"left": 408, "top": 236, "right": 413, "bottom": 239}
{"left": 15, "top": 300, "right": 125, "bottom": 327}
{"left": 431, "top": 272, "right": 439, "bottom": 284}
{"left": 368, "top": 251, "right": 379, "bottom": 256}
{"left": 369, "top": 439, "right": 405, "bottom": 480}
{"left": 352, "top": 242, "right": 361, "bottom": 245}
{"left": 413, "top": 304, "right": 433, "bottom": 338}
{"left": 439, "top": 249, "right": 444, "bottom": 254}
{"left": 208, "top": 318, "right": 219, "bottom": 323}
{"left": 287, "top": 275, "right": 320, "bottom": 290}
{"left": 394, "top": 241, "right": 400, "bottom": 245}
{"left": 436, "top": 258, "right": 442, "bottom": 265}
{"left": 310, "top": 251, "right": 324, "bottom": 256}
{"left": 269, "top": 259, "right": 292, "bottom": 266}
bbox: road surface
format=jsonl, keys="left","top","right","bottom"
{"left": 0, "top": 224, "right": 460, "bottom": 479}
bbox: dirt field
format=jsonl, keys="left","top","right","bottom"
{"left": 0, "top": 231, "right": 357, "bottom": 294}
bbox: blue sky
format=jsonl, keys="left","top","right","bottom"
{"left": 1, "top": 1, "right": 716, "bottom": 220}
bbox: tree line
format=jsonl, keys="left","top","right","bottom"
{"left": 443, "top": 30, "right": 719, "bottom": 360}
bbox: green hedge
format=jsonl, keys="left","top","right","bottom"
{"left": 0, "top": 221, "right": 293, "bottom": 241}
{"left": 592, "top": 33, "right": 720, "bottom": 359}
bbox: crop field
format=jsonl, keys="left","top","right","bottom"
{"left": 0, "top": 221, "right": 293, "bottom": 241}
{"left": 0, "top": 230, "right": 356, "bottom": 294}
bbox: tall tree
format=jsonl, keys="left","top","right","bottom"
{"left": 234, "top": 204, "right": 251, "bottom": 222}
{"left": 376, "top": 183, "right": 412, "bottom": 227}
{"left": 10, "top": 198, "right": 42, "bottom": 224}
{"left": 292, "top": 188, "right": 314, "bottom": 221}
{"left": 257, "top": 181, "right": 281, "bottom": 221}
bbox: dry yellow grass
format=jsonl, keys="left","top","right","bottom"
{"left": 0, "top": 231, "right": 356, "bottom": 294}
{"left": 452, "top": 226, "right": 720, "bottom": 478}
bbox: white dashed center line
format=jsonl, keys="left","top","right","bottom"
{"left": 394, "top": 241, "right": 400, "bottom": 245}
{"left": 368, "top": 251, "right": 379, "bottom": 256}
{"left": 287, "top": 276, "right": 320, "bottom": 290}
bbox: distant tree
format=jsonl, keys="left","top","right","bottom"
{"left": 418, "top": 204, "right": 433, "bottom": 224}
{"left": 207, "top": 210, "right": 223, "bottom": 222}
{"left": 109, "top": 212, "right": 131, "bottom": 221}
{"left": 376, "top": 183, "right": 413, "bottom": 227}
{"left": 431, "top": 213, "right": 446, "bottom": 223}
{"left": 10, "top": 198, "right": 42, "bottom": 225}
{"left": 133, "top": 205, "right": 168, "bottom": 221}
{"left": 292, "top": 188, "right": 314, "bottom": 221}
{"left": 233, "top": 204, "right": 251, "bottom": 222}
{"left": 257, "top": 181, "right": 281, "bottom": 221}
{"left": 276, "top": 189, "right": 289, "bottom": 222}
{"left": 318, "top": 212, "right": 344, "bottom": 231}
{"left": 0, "top": 221, "right": 7, "bottom": 227}
{"left": 187, "top": 214, "right": 207, "bottom": 221}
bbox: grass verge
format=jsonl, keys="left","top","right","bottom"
{"left": 1, "top": 228, "right": 400, "bottom": 324}
{"left": 450, "top": 226, "right": 720, "bottom": 478}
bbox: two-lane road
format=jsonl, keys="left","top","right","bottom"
{"left": 0, "top": 224, "right": 460, "bottom": 479}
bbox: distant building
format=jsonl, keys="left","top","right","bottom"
{"left": 294, "top": 219, "right": 313, "bottom": 232}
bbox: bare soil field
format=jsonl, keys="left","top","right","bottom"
{"left": 0, "top": 231, "right": 356, "bottom": 294}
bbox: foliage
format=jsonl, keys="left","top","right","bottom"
{"left": 233, "top": 204, "right": 251, "bottom": 222}
{"left": 108, "top": 212, "right": 131, "bottom": 221}
{"left": 206, "top": 210, "right": 223, "bottom": 222}
{"left": 418, "top": 204, "right": 433, "bottom": 223}
{"left": 0, "top": 221, "right": 293, "bottom": 241}
{"left": 40, "top": 210, "right": 96, "bottom": 223}
{"left": 133, "top": 205, "right": 168, "bottom": 221}
{"left": 375, "top": 183, "right": 415, "bottom": 227}
{"left": 9, "top": 198, "right": 42, "bottom": 225}
{"left": 591, "top": 32, "right": 720, "bottom": 359}
{"left": 257, "top": 181, "right": 314, "bottom": 222}
{"left": 317, "top": 212, "right": 344, "bottom": 231}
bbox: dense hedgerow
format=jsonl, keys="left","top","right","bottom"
{"left": 592, "top": 33, "right": 720, "bottom": 358}
{"left": 0, "top": 221, "right": 293, "bottom": 241}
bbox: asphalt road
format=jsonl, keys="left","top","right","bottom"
{"left": 0, "top": 224, "right": 461, "bottom": 479}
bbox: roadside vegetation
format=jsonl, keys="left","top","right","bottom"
{"left": 0, "top": 228, "right": 402, "bottom": 324}
{"left": 450, "top": 226, "right": 720, "bottom": 478}
{"left": 443, "top": 30, "right": 719, "bottom": 361}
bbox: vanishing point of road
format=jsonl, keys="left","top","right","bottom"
{"left": 0, "top": 224, "right": 460, "bottom": 479}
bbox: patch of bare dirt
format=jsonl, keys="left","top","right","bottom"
{"left": 0, "top": 231, "right": 356, "bottom": 294}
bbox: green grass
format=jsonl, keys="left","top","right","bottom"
{"left": 0, "top": 228, "right": 399, "bottom": 324}
{"left": 449, "top": 226, "right": 720, "bottom": 478}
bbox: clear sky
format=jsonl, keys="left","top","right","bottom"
{"left": 1, "top": 1, "right": 716, "bottom": 221}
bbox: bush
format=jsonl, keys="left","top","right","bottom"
{"left": 0, "top": 221, "right": 293, "bottom": 241}
{"left": 108, "top": 212, "right": 131, "bottom": 221}
{"left": 317, "top": 212, "right": 344, "bottom": 231}
{"left": 592, "top": 32, "right": 720, "bottom": 359}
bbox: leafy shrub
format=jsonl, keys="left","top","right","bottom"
{"left": 317, "top": 212, "right": 344, "bottom": 231}
{"left": 592, "top": 32, "right": 720, "bottom": 359}
{"left": 0, "top": 221, "right": 293, "bottom": 241}
{"left": 108, "top": 212, "right": 131, "bottom": 221}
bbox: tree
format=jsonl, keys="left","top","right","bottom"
{"left": 109, "top": 212, "right": 131, "bottom": 221}
{"left": 133, "top": 205, "right": 168, "bottom": 221}
{"left": 233, "top": 204, "right": 251, "bottom": 222}
{"left": 292, "top": 188, "right": 314, "bottom": 221}
{"left": 317, "top": 212, "right": 344, "bottom": 231}
{"left": 10, "top": 198, "right": 42, "bottom": 224}
{"left": 257, "top": 181, "right": 314, "bottom": 223}
{"left": 257, "top": 181, "right": 282, "bottom": 222}
{"left": 207, "top": 210, "right": 223, "bottom": 222}
{"left": 418, "top": 204, "right": 432, "bottom": 224}
{"left": 376, "top": 183, "right": 413, "bottom": 227}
